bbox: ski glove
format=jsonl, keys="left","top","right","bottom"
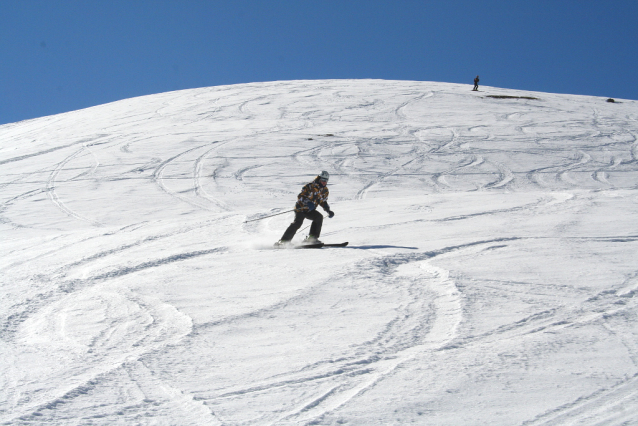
{"left": 304, "top": 201, "right": 316, "bottom": 211}
{"left": 328, "top": 210, "right": 335, "bottom": 218}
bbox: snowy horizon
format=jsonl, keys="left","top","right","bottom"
{"left": 2, "top": 79, "right": 638, "bottom": 425}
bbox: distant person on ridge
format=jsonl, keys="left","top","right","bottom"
{"left": 473, "top": 75, "right": 480, "bottom": 91}
{"left": 275, "top": 171, "right": 334, "bottom": 246}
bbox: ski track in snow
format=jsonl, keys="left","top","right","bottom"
{"left": 1, "top": 80, "right": 638, "bottom": 425}
{"left": 6, "top": 287, "right": 194, "bottom": 424}
{"left": 152, "top": 143, "right": 221, "bottom": 211}
{"left": 46, "top": 146, "right": 103, "bottom": 227}
{"left": 191, "top": 243, "right": 466, "bottom": 424}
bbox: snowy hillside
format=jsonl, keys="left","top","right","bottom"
{"left": 1, "top": 79, "right": 638, "bottom": 425}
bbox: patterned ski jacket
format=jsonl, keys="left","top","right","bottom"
{"left": 294, "top": 177, "right": 330, "bottom": 213}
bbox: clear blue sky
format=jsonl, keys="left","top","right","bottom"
{"left": 1, "top": 0, "right": 637, "bottom": 125}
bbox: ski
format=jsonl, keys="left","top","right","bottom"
{"left": 273, "top": 242, "right": 324, "bottom": 249}
{"left": 296, "top": 243, "right": 324, "bottom": 249}
{"left": 323, "top": 242, "right": 348, "bottom": 247}
{"left": 272, "top": 242, "right": 345, "bottom": 249}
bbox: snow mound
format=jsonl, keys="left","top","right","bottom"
{"left": 2, "top": 80, "right": 638, "bottom": 425}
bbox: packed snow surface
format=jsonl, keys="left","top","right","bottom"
{"left": 2, "top": 79, "right": 638, "bottom": 425}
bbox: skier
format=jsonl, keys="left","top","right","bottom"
{"left": 473, "top": 75, "right": 480, "bottom": 91}
{"left": 275, "top": 171, "right": 334, "bottom": 246}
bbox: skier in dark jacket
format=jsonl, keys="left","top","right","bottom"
{"left": 473, "top": 75, "right": 480, "bottom": 91}
{"left": 275, "top": 171, "right": 334, "bottom": 246}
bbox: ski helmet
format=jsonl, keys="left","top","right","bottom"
{"left": 319, "top": 171, "right": 329, "bottom": 182}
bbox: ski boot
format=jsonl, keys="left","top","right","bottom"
{"left": 302, "top": 235, "right": 323, "bottom": 245}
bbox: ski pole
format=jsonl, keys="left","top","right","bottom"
{"left": 244, "top": 209, "right": 295, "bottom": 223}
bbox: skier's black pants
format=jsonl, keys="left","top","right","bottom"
{"left": 280, "top": 210, "right": 323, "bottom": 241}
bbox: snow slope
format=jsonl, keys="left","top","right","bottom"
{"left": 1, "top": 79, "right": 638, "bottom": 425}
